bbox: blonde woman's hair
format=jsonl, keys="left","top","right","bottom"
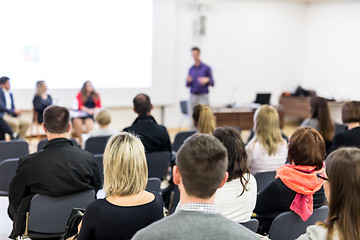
{"left": 35, "top": 80, "right": 45, "bottom": 96}
{"left": 95, "top": 109, "right": 111, "bottom": 127}
{"left": 192, "top": 104, "right": 216, "bottom": 134}
{"left": 103, "top": 132, "right": 148, "bottom": 197}
{"left": 254, "top": 105, "right": 285, "bottom": 155}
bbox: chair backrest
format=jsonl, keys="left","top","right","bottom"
{"left": 28, "top": 190, "right": 95, "bottom": 236}
{"left": 168, "top": 185, "right": 180, "bottom": 215}
{"left": 37, "top": 138, "right": 78, "bottom": 151}
{"left": 269, "top": 206, "right": 329, "bottom": 240}
{"left": 240, "top": 218, "right": 259, "bottom": 233}
{"left": 172, "top": 130, "right": 196, "bottom": 152}
{"left": 94, "top": 154, "right": 104, "bottom": 187}
{"left": 254, "top": 171, "right": 276, "bottom": 193}
{"left": 145, "top": 177, "right": 161, "bottom": 194}
{"left": 0, "top": 158, "right": 19, "bottom": 196}
{"left": 146, "top": 151, "right": 171, "bottom": 179}
{"left": 85, "top": 136, "right": 111, "bottom": 155}
{"left": 180, "top": 100, "right": 188, "bottom": 115}
{"left": 0, "top": 140, "right": 29, "bottom": 163}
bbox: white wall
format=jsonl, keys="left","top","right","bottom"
{"left": 167, "top": 0, "right": 307, "bottom": 128}
{"left": 302, "top": 0, "right": 360, "bottom": 101}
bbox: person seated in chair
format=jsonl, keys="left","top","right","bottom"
{"left": 123, "top": 93, "right": 171, "bottom": 153}
{"left": 0, "top": 76, "right": 29, "bottom": 139}
{"left": 88, "top": 109, "right": 118, "bottom": 137}
{"left": 8, "top": 105, "right": 101, "bottom": 239}
{"left": 132, "top": 133, "right": 260, "bottom": 240}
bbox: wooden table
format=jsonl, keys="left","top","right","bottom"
{"left": 213, "top": 107, "right": 284, "bottom": 130}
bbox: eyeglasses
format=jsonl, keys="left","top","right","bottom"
{"left": 317, "top": 171, "right": 328, "bottom": 181}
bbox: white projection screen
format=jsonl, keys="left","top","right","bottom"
{"left": 0, "top": 0, "right": 152, "bottom": 89}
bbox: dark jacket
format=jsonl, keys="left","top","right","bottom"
{"left": 328, "top": 126, "right": 360, "bottom": 154}
{"left": 8, "top": 138, "right": 101, "bottom": 238}
{"left": 123, "top": 115, "right": 171, "bottom": 153}
{"left": 0, "top": 88, "right": 16, "bottom": 117}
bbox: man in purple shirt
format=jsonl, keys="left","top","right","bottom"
{"left": 186, "top": 47, "right": 214, "bottom": 113}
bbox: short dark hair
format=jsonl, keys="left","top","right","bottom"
{"left": 176, "top": 133, "right": 228, "bottom": 198}
{"left": 133, "top": 93, "right": 151, "bottom": 116}
{"left": 342, "top": 101, "right": 360, "bottom": 123}
{"left": 288, "top": 127, "right": 325, "bottom": 170}
{"left": 0, "top": 76, "right": 9, "bottom": 85}
{"left": 191, "top": 47, "right": 200, "bottom": 53}
{"left": 43, "top": 105, "right": 70, "bottom": 134}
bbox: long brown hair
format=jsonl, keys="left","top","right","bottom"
{"left": 192, "top": 104, "right": 216, "bottom": 134}
{"left": 213, "top": 127, "right": 250, "bottom": 195}
{"left": 254, "top": 105, "right": 285, "bottom": 155}
{"left": 319, "top": 147, "right": 360, "bottom": 240}
{"left": 80, "top": 81, "right": 99, "bottom": 103}
{"left": 310, "top": 97, "right": 334, "bottom": 142}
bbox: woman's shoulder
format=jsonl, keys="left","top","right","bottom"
{"left": 297, "top": 225, "right": 333, "bottom": 240}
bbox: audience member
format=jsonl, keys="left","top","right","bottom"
{"left": 132, "top": 133, "right": 260, "bottom": 240}
{"left": 0, "top": 76, "right": 29, "bottom": 139}
{"left": 8, "top": 105, "right": 101, "bottom": 238}
{"left": 88, "top": 109, "right": 118, "bottom": 137}
{"left": 192, "top": 104, "right": 216, "bottom": 134}
{"left": 297, "top": 147, "right": 360, "bottom": 240}
{"left": 123, "top": 93, "right": 171, "bottom": 153}
{"left": 32, "top": 80, "right": 53, "bottom": 123}
{"left": 246, "top": 105, "right": 287, "bottom": 174}
{"left": 72, "top": 81, "right": 101, "bottom": 143}
{"left": 329, "top": 101, "right": 360, "bottom": 153}
{"left": 301, "top": 97, "right": 334, "bottom": 152}
{"left": 254, "top": 127, "right": 325, "bottom": 235}
{"left": 213, "top": 127, "right": 257, "bottom": 223}
{"left": 78, "top": 133, "right": 164, "bottom": 240}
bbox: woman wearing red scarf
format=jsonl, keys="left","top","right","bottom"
{"left": 254, "top": 127, "right": 326, "bottom": 234}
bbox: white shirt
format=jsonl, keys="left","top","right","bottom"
{"left": 246, "top": 138, "right": 288, "bottom": 175}
{"left": 3, "top": 89, "right": 12, "bottom": 110}
{"left": 214, "top": 174, "right": 257, "bottom": 223}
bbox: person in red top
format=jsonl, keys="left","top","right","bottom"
{"left": 72, "top": 81, "right": 101, "bottom": 143}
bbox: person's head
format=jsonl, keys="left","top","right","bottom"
{"left": 288, "top": 127, "right": 325, "bottom": 170}
{"left": 213, "top": 127, "right": 248, "bottom": 181}
{"left": 254, "top": 105, "right": 284, "bottom": 155}
{"left": 43, "top": 105, "right": 70, "bottom": 134}
{"left": 133, "top": 93, "right": 152, "bottom": 116}
{"left": 0, "top": 76, "right": 10, "bottom": 90}
{"left": 95, "top": 109, "right": 111, "bottom": 127}
{"left": 35, "top": 80, "right": 47, "bottom": 96}
{"left": 192, "top": 104, "right": 216, "bottom": 134}
{"left": 191, "top": 47, "right": 200, "bottom": 62}
{"left": 310, "top": 97, "right": 334, "bottom": 142}
{"left": 81, "top": 81, "right": 95, "bottom": 96}
{"left": 103, "top": 132, "right": 148, "bottom": 197}
{"left": 175, "top": 133, "right": 228, "bottom": 199}
{"left": 342, "top": 101, "right": 360, "bottom": 124}
{"left": 320, "top": 147, "right": 360, "bottom": 239}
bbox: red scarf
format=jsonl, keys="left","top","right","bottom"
{"left": 276, "top": 164, "right": 324, "bottom": 221}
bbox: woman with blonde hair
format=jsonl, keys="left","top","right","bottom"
{"left": 246, "top": 105, "right": 287, "bottom": 174}
{"left": 192, "top": 104, "right": 216, "bottom": 134}
{"left": 298, "top": 147, "right": 360, "bottom": 240}
{"left": 78, "top": 133, "right": 164, "bottom": 240}
{"left": 32, "top": 80, "right": 52, "bottom": 123}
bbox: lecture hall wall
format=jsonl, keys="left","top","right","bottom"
{"left": 12, "top": 0, "right": 360, "bottom": 130}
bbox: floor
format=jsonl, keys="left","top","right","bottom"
{"left": 0, "top": 123, "right": 299, "bottom": 239}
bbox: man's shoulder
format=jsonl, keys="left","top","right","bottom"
{"left": 133, "top": 211, "right": 259, "bottom": 240}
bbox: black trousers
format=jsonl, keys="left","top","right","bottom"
{"left": 0, "top": 117, "right": 14, "bottom": 140}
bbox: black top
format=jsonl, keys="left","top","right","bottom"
{"left": 328, "top": 127, "right": 360, "bottom": 154}
{"left": 78, "top": 193, "right": 164, "bottom": 240}
{"left": 254, "top": 178, "right": 325, "bottom": 234}
{"left": 33, "top": 94, "right": 53, "bottom": 123}
{"left": 123, "top": 115, "right": 171, "bottom": 153}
